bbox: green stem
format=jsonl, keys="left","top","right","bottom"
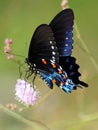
{"left": 74, "top": 22, "right": 98, "bottom": 72}
{"left": 0, "top": 104, "right": 49, "bottom": 130}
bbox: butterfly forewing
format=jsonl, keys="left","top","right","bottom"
{"left": 28, "top": 24, "right": 59, "bottom": 64}
{"left": 50, "top": 9, "right": 74, "bottom": 56}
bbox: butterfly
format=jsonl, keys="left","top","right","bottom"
{"left": 26, "top": 8, "right": 88, "bottom": 93}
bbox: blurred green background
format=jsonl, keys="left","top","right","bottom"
{"left": 0, "top": 0, "right": 98, "bottom": 130}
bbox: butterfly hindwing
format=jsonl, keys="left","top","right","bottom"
{"left": 39, "top": 60, "right": 75, "bottom": 92}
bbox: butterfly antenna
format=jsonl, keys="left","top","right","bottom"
{"left": 12, "top": 52, "right": 26, "bottom": 59}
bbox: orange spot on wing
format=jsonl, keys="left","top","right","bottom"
{"left": 60, "top": 82, "right": 64, "bottom": 86}
{"left": 51, "top": 63, "right": 56, "bottom": 68}
{"left": 52, "top": 79, "right": 56, "bottom": 83}
{"left": 42, "top": 59, "right": 47, "bottom": 65}
{"left": 58, "top": 69, "right": 62, "bottom": 74}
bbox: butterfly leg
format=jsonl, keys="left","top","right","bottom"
{"left": 18, "top": 63, "right": 25, "bottom": 78}
{"left": 32, "top": 72, "right": 37, "bottom": 87}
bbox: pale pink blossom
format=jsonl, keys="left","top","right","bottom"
{"left": 15, "top": 79, "right": 39, "bottom": 106}
{"left": 5, "top": 38, "right": 13, "bottom": 45}
{"left": 61, "top": 0, "right": 68, "bottom": 9}
{"left": 4, "top": 45, "right": 11, "bottom": 53}
{"left": 7, "top": 54, "right": 14, "bottom": 60}
{"left": 4, "top": 38, "right": 14, "bottom": 60}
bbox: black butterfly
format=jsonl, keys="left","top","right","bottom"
{"left": 25, "top": 8, "right": 88, "bottom": 93}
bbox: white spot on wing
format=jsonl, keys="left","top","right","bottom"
{"left": 50, "top": 41, "right": 52, "bottom": 44}
{"left": 51, "top": 46, "right": 54, "bottom": 49}
{"left": 52, "top": 52, "right": 56, "bottom": 55}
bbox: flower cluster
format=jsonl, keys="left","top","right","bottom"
{"left": 15, "top": 79, "right": 39, "bottom": 106}
{"left": 4, "top": 38, "right": 14, "bottom": 59}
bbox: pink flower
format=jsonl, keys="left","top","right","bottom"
{"left": 7, "top": 54, "right": 14, "bottom": 60}
{"left": 15, "top": 79, "right": 39, "bottom": 106}
{"left": 4, "top": 38, "right": 14, "bottom": 60}
{"left": 61, "top": 0, "right": 68, "bottom": 9}
{"left": 4, "top": 38, "right": 13, "bottom": 53}
{"left": 4, "top": 45, "right": 11, "bottom": 53}
{"left": 5, "top": 38, "right": 13, "bottom": 45}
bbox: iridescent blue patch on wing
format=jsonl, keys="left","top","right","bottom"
{"left": 61, "top": 79, "right": 75, "bottom": 93}
{"left": 50, "top": 9, "right": 74, "bottom": 57}
{"left": 39, "top": 69, "right": 76, "bottom": 93}
{"left": 39, "top": 71, "right": 53, "bottom": 88}
{"left": 60, "top": 29, "right": 73, "bottom": 56}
